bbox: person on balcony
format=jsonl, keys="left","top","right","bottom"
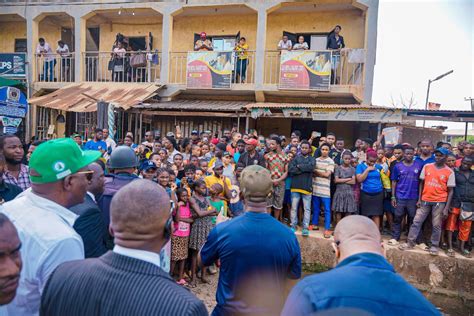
{"left": 56, "top": 40, "right": 71, "bottom": 82}
{"left": 326, "top": 25, "right": 345, "bottom": 84}
{"left": 194, "top": 32, "right": 213, "bottom": 51}
{"left": 36, "top": 38, "right": 56, "bottom": 82}
{"left": 112, "top": 41, "right": 127, "bottom": 82}
{"left": 234, "top": 37, "right": 249, "bottom": 83}
{"left": 293, "top": 36, "right": 309, "bottom": 50}
{"left": 277, "top": 35, "right": 292, "bottom": 51}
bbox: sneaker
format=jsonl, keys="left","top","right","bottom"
{"left": 310, "top": 225, "right": 319, "bottom": 231}
{"left": 399, "top": 242, "right": 415, "bottom": 251}
{"left": 387, "top": 239, "right": 399, "bottom": 246}
{"left": 302, "top": 228, "right": 309, "bottom": 237}
{"left": 323, "top": 230, "right": 331, "bottom": 239}
{"left": 291, "top": 227, "right": 296, "bottom": 233}
{"left": 208, "top": 265, "right": 217, "bottom": 275}
{"left": 416, "top": 243, "right": 430, "bottom": 251}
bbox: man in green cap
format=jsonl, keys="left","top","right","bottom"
{"left": 200, "top": 165, "right": 301, "bottom": 316}
{"left": 1, "top": 138, "right": 100, "bottom": 315}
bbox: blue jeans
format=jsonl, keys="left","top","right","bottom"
{"left": 407, "top": 201, "right": 445, "bottom": 248}
{"left": 235, "top": 59, "right": 248, "bottom": 82}
{"left": 312, "top": 196, "right": 331, "bottom": 230}
{"left": 291, "top": 192, "right": 311, "bottom": 229}
{"left": 43, "top": 59, "right": 56, "bottom": 82}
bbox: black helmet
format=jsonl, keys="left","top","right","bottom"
{"left": 108, "top": 146, "right": 138, "bottom": 169}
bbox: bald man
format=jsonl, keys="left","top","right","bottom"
{"left": 41, "top": 180, "right": 207, "bottom": 316}
{"left": 282, "top": 215, "right": 440, "bottom": 316}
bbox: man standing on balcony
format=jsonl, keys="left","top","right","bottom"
{"left": 194, "top": 32, "right": 213, "bottom": 51}
{"left": 234, "top": 37, "right": 249, "bottom": 83}
{"left": 278, "top": 35, "right": 293, "bottom": 51}
{"left": 56, "top": 40, "right": 71, "bottom": 82}
{"left": 326, "top": 25, "right": 345, "bottom": 84}
{"left": 36, "top": 38, "right": 55, "bottom": 82}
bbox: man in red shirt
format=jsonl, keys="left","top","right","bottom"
{"left": 400, "top": 147, "right": 455, "bottom": 256}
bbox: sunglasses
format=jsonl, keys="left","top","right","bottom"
{"left": 76, "top": 170, "right": 94, "bottom": 181}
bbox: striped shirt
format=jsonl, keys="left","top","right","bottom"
{"left": 313, "top": 157, "right": 335, "bottom": 198}
{"left": 3, "top": 164, "right": 30, "bottom": 191}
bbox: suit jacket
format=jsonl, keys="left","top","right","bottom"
{"left": 70, "top": 194, "right": 110, "bottom": 258}
{"left": 40, "top": 251, "right": 208, "bottom": 316}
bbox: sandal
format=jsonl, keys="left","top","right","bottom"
{"left": 176, "top": 279, "right": 188, "bottom": 286}
{"left": 461, "top": 249, "right": 472, "bottom": 258}
{"left": 446, "top": 248, "right": 455, "bottom": 257}
{"left": 323, "top": 230, "right": 332, "bottom": 239}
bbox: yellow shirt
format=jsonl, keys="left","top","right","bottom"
{"left": 234, "top": 43, "right": 249, "bottom": 60}
{"left": 204, "top": 175, "right": 232, "bottom": 198}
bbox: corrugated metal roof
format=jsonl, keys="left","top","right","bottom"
{"left": 138, "top": 100, "right": 248, "bottom": 112}
{"left": 29, "top": 82, "right": 162, "bottom": 112}
{"left": 246, "top": 103, "right": 395, "bottom": 110}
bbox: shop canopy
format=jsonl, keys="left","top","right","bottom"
{"left": 28, "top": 82, "right": 162, "bottom": 112}
{"left": 0, "top": 76, "right": 25, "bottom": 88}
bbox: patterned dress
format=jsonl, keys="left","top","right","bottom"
{"left": 332, "top": 165, "right": 358, "bottom": 214}
{"left": 189, "top": 196, "right": 214, "bottom": 251}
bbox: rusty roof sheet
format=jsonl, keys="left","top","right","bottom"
{"left": 29, "top": 82, "right": 162, "bottom": 112}
{"left": 246, "top": 103, "right": 396, "bottom": 110}
{"left": 138, "top": 100, "right": 248, "bottom": 112}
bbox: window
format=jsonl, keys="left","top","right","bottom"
{"left": 212, "top": 37, "right": 236, "bottom": 51}
{"left": 14, "top": 39, "right": 27, "bottom": 53}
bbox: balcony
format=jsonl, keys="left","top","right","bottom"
{"left": 82, "top": 51, "right": 161, "bottom": 83}
{"left": 35, "top": 53, "right": 75, "bottom": 83}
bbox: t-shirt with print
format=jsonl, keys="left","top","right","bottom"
{"left": 390, "top": 160, "right": 423, "bottom": 200}
{"left": 312, "top": 157, "right": 335, "bottom": 198}
{"left": 265, "top": 151, "right": 288, "bottom": 182}
{"left": 356, "top": 163, "right": 383, "bottom": 194}
{"left": 209, "top": 198, "right": 226, "bottom": 225}
{"left": 173, "top": 203, "right": 192, "bottom": 237}
{"left": 420, "top": 163, "right": 455, "bottom": 202}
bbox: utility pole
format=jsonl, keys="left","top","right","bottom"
{"left": 464, "top": 97, "right": 473, "bottom": 140}
{"left": 423, "top": 70, "right": 454, "bottom": 127}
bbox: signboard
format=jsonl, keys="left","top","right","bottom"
{"left": 311, "top": 108, "right": 403, "bottom": 123}
{"left": 382, "top": 126, "right": 401, "bottom": 145}
{"left": 0, "top": 53, "right": 27, "bottom": 78}
{"left": 186, "top": 51, "right": 233, "bottom": 89}
{"left": 279, "top": 50, "right": 331, "bottom": 91}
{"left": 0, "top": 87, "right": 28, "bottom": 118}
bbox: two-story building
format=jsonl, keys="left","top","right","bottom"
{"left": 0, "top": 0, "right": 381, "bottom": 144}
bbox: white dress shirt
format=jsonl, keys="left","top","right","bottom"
{"left": 113, "top": 245, "right": 161, "bottom": 268}
{"left": 0, "top": 189, "right": 84, "bottom": 316}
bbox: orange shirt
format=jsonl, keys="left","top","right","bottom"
{"left": 420, "top": 163, "right": 455, "bottom": 202}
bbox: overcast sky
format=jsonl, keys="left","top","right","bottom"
{"left": 372, "top": 0, "right": 473, "bottom": 130}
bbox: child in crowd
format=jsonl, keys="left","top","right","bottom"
{"left": 229, "top": 164, "right": 245, "bottom": 217}
{"left": 283, "top": 152, "right": 295, "bottom": 223}
{"left": 446, "top": 153, "right": 456, "bottom": 169}
{"left": 209, "top": 183, "right": 227, "bottom": 224}
{"left": 171, "top": 188, "right": 193, "bottom": 286}
{"left": 194, "top": 167, "right": 204, "bottom": 181}
{"left": 189, "top": 180, "right": 217, "bottom": 286}
{"left": 332, "top": 151, "right": 357, "bottom": 224}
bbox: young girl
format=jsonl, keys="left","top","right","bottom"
{"left": 209, "top": 183, "right": 227, "bottom": 224}
{"left": 171, "top": 188, "right": 193, "bottom": 285}
{"left": 189, "top": 180, "right": 217, "bottom": 286}
{"left": 156, "top": 168, "right": 177, "bottom": 275}
{"left": 332, "top": 151, "right": 357, "bottom": 223}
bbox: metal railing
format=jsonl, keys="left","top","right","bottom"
{"left": 169, "top": 51, "right": 256, "bottom": 85}
{"left": 35, "top": 53, "right": 75, "bottom": 83}
{"left": 82, "top": 51, "right": 161, "bottom": 83}
{"left": 264, "top": 49, "right": 365, "bottom": 87}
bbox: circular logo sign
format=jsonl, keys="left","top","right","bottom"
{"left": 53, "top": 161, "right": 66, "bottom": 172}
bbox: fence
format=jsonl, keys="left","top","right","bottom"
{"left": 83, "top": 51, "right": 161, "bottom": 83}
{"left": 35, "top": 53, "right": 74, "bottom": 83}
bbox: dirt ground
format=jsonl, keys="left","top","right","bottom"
{"left": 189, "top": 273, "right": 219, "bottom": 313}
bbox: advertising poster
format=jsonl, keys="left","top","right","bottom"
{"left": 311, "top": 108, "right": 403, "bottom": 123}
{"left": 0, "top": 86, "right": 28, "bottom": 134}
{"left": 186, "top": 51, "right": 233, "bottom": 89}
{"left": 0, "top": 53, "right": 27, "bottom": 77}
{"left": 279, "top": 50, "right": 331, "bottom": 91}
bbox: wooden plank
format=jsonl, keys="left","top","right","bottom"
{"left": 130, "top": 110, "right": 242, "bottom": 118}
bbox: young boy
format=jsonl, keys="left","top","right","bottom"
{"left": 288, "top": 141, "right": 315, "bottom": 236}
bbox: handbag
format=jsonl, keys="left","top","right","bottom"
{"left": 130, "top": 53, "right": 147, "bottom": 68}
{"left": 108, "top": 59, "right": 115, "bottom": 71}
{"left": 460, "top": 202, "right": 474, "bottom": 221}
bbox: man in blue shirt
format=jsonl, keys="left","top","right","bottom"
{"left": 415, "top": 139, "right": 435, "bottom": 167}
{"left": 282, "top": 215, "right": 440, "bottom": 316}
{"left": 84, "top": 128, "right": 107, "bottom": 154}
{"left": 200, "top": 165, "right": 301, "bottom": 316}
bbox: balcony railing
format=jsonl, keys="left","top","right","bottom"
{"left": 169, "top": 51, "right": 256, "bottom": 86}
{"left": 82, "top": 51, "right": 161, "bottom": 83}
{"left": 264, "top": 49, "right": 365, "bottom": 87}
{"left": 35, "top": 53, "right": 75, "bottom": 83}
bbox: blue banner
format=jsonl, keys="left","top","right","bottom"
{"left": 0, "top": 87, "right": 28, "bottom": 118}
{"left": 0, "top": 53, "right": 27, "bottom": 78}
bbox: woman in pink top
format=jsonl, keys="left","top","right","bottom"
{"left": 171, "top": 188, "right": 194, "bottom": 285}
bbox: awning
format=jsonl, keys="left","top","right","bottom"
{"left": 138, "top": 100, "right": 248, "bottom": 112}
{"left": 246, "top": 103, "right": 389, "bottom": 110}
{"left": 0, "top": 76, "right": 25, "bottom": 88}
{"left": 29, "top": 82, "right": 162, "bottom": 112}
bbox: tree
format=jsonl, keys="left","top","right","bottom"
{"left": 390, "top": 92, "right": 417, "bottom": 109}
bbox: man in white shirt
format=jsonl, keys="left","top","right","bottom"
{"left": 103, "top": 128, "right": 116, "bottom": 160}
{"left": 0, "top": 138, "right": 101, "bottom": 316}
{"left": 36, "top": 38, "right": 55, "bottom": 82}
{"left": 56, "top": 40, "right": 70, "bottom": 82}
{"left": 278, "top": 35, "right": 293, "bottom": 51}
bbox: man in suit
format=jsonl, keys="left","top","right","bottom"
{"left": 70, "top": 162, "right": 109, "bottom": 258}
{"left": 40, "top": 180, "right": 208, "bottom": 316}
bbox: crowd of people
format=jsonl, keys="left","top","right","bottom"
{"left": 0, "top": 127, "right": 472, "bottom": 315}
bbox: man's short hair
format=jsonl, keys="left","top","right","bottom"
{"left": 393, "top": 144, "right": 404, "bottom": 150}
{"left": 336, "top": 137, "right": 344, "bottom": 142}
{"left": 184, "top": 164, "right": 196, "bottom": 173}
{"left": 403, "top": 145, "right": 415, "bottom": 152}
{"left": 0, "top": 134, "right": 20, "bottom": 150}
{"left": 300, "top": 140, "right": 311, "bottom": 147}
{"left": 237, "top": 139, "right": 245, "bottom": 145}
{"left": 327, "top": 132, "right": 336, "bottom": 137}
{"left": 95, "top": 128, "right": 102, "bottom": 134}
{"left": 270, "top": 136, "right": 282, "bottom": 146}
{"left": 292, "top": 130, "right": 302, "bottom": 137}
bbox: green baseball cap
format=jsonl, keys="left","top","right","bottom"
{"left": 29, "top": 138, "right": 101, "bottom": 184}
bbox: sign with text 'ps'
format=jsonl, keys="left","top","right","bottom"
{"left": 0, "top": 53, "right": 26, "bottom": 78}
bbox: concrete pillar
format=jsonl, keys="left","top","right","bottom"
{"left": 361, "top": 0, "right": 379, "bottom": 105}
{"left": 254, "top": 7, "right": 268, "bottom": 89}
{"left": 73, "top": 14, "right": 87, "bottom": 82}
{"left": 27, "top": 16, "right": 39, "bottom": 84}
{"left": 160, "top": 11, "right": 173, "bottom": 84}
